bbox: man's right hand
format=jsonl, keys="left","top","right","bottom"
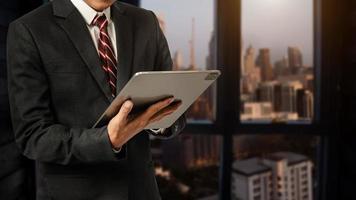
{"left": 107, "top": 97, "right": 181, "bottom": 149}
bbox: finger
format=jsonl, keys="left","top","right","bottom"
{"left": 149, "top": 101, "right": 182, "bottom": 123}
{"left": 149, "top": 110, "right": 175, "bottom": 123}
{"left": 156, "top": 101, "right": 182, "bottom": 116}
{"left": 143, "top": 97, "right": 175, "bottom": 119}
{"left": 114, "top": 100, "right": 134, "bottom": 123}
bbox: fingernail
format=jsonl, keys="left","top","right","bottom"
{"left": 167, "top": 98, "right": 174, "bottom": 104}
{"left": 125, "top": 101, "right": 133, "bottom": 108}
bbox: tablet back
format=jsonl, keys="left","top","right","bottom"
{"left": 93, "top": 70, "right": 220, "bottom": 129}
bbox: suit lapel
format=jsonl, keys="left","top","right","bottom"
{"left": 53, "top": 0, "right": 133, "bottom": 100}
{"left": 111, "top": 4, "right": 134, "bottom": 93}
{"left": 54, "top": 4, "right": 113, "bottom": 102}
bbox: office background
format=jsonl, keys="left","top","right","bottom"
{"left": 1, "top": 0, "right": 355, "bottom": 200}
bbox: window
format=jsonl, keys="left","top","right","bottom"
{"left": 141, "top": 0, "right": 217, "bottom": 123}
{"left": 150, "top": 134, "right": 221, "bottom": 199}
{"left": 139, "top": 0, "right": 328, "bottom": 199}
{"left": 253, "top": 187, "right": 260, "bottom": 193}
{"left": 253, "top": 178, "right": 261, "bottom": 185}
{"left": 140, "top": 1, "right": 219, "bottom": 199}
{"left": 240, "top": 0, "right": 314, "bottom": 123}
{"left": 230, "top": 0, "right": 320, "bottom": 199}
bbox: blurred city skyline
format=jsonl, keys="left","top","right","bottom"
{"left": 242, "top": 0, "right": 314, "bottom": 66}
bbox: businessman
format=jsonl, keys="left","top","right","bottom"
{"left": 7, "top": 0, "right": 186, "bottom": 199}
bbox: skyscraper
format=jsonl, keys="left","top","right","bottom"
{"left": 296, "top": 89, "right": 314, "bottom": 119}
{"left": 186, "top": 19, "right": 214, "bottom": 120}
{"left": 188, "top": 18, "right": 196, "bottom": 70}
{"left": 256, "top": 48, "right": 274, "bottom": 81}
{"left": 281, "top": 81, "right": 303, "bottom": 113}
{"left": 173, "top": 50, "right": 184, "bottom": 71}
{"left": 241, "top": 46, "right": 261, "bottom": 95}
{"left": 204, "top": 32, "right": 217, "bottom": 120}
{"left": 243, "top": 45, "right": 256, "bottom": 75}
{"left": 274, "top": 56, "right": 289, "bottom": 77}
{"left": 162, "top": 135, "right": 221, "bottom": 169}
{"left": 256, "top": 81, "right": 277, "bottom": 104}
{"left": 288, "top": 47, "right": 303, "bottom": 74}
{"left": 206, "top": 32, "right": 216, "bottom": 70}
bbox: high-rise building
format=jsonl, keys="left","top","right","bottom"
{"left": 243, "top": 45, "right": 256, "bottom": 75}
{"left": 232, "top": 157, "right": 273, "bottom": 200}
{"left": 188, "top": 96, "right": 212, "bottom": 120}
{"left": 173, "top": 50, "right": 184, "bottom": 71}
{"left": 240, "top": 102, "right": 274, "bottom": 121}
{"left": 203, "top": 32, "right": 217, "bottom": 120}
{"left": 256, "top": 81, "right": 277, "bottom": 104}
{"left": 232, "top": 152, "right": 313, "bottom": 200}
{"left": 187, "top": 20, "right": 216, "bottom": 120}
{"left": 296, "top": 89, "right": 314, "bottom": 119}
{"left": 256, "top": 48, "right": 274, "bottom": 81}
{"left": 274, "top": 56, "right": 290, "bottom": 77}
{"left": 162, "top": 135, "right": 221, "bottom": 169}
{"left": 288, "top": 47, "right": 303, "bottom": 73}
{"left": 241, "top": 46, "right": 261, "bottom": 95}
{"left": 273, "top": 83, "right": 283, "bottom": 113}
{"left": 280, "top": 81, "right": 303, "bottom": 113}
{"left": 188, "top": 18, "right": 196, "bottom": 70}
{"left": 277, "top": 74, "right": 314, "bottom": 91}
{"left": 206, "top": 32, "right": 216, "bottom": 70}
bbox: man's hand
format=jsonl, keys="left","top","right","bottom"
{"left": 107, "top": 97, "right": 182, "bottom": 149}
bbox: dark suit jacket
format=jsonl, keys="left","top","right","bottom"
{"left": 1, "top": 1, "right": 42, "bottom": 199}
{"left": 6, "top": 0, "right": 186, "bottom": 199}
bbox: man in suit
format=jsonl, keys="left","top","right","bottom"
{"left": 7, "top": 0, "right": 186, "bottom": 199}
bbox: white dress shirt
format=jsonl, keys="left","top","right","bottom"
{"left": 70, "top": 0, "right": 117, "bottom": 58}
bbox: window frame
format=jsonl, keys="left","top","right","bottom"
{"left": 139, "top": 0, "right": 343, "bottom": 199}
{"left": 214, "top": 0, "right": 342, "bottom": 199}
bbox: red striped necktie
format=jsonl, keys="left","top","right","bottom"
{"left": 92, "top": 14, "right": 117, "bottom": 97}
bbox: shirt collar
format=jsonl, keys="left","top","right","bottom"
{"left": 70, "top": 0, "right": 111, "bottom": 25}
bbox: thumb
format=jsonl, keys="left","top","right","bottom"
{"left": 114, "top": 100, "right": 134, "bottom": 123}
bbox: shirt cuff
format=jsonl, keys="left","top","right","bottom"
{"left": 148, "top": 128, "right": 166, "bottom": 135}
{"left": 112, "top": 147, "right": 122, "bottom": 154}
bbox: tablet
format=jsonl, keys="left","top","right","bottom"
{"left": 93, "top": 70, "right": 221, "bottom": 129}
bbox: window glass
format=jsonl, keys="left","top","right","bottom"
{"left": 141, "top": 0, "right": 217, "bottom": 122}
{"left": 240, "top": 0, "right": 314, "bottom": 123}
{"left": 151, "top": 134, "right": 221, "bottom": 199}
{"left": 140, "top": 1, "right": 220, "bottom": 198}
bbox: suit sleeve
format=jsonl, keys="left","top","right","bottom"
{"left": 148, "top": 11, "right": 186, "bottom": 139}
{"left": 7, "top": 21, "right": 125, "bottom": 165}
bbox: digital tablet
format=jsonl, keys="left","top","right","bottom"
{"left": 93, "top": 70, "right": 221, "bottom": 129}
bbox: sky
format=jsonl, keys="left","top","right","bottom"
{"left": 242, "top": 0, "right": 313, "bottom": 66}
{"left": 141, "top": 0, "right": 314, "bottom": 68}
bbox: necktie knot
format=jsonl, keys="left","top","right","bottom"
{"left": 92, "top": 14, "right": 108, "bottom": 30}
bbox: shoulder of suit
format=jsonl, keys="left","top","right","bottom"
{"left": 10, "top": 2, "right": 53, "bottom": 28}
{"left": 10, "top": 1, "right": 158, "bottom": 32}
